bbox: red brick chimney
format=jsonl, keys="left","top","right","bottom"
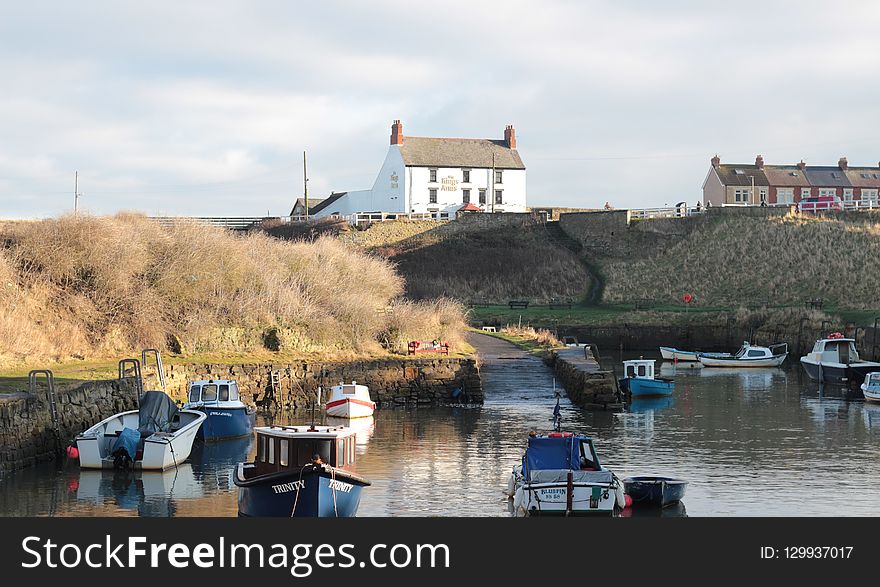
{"left": 711, "top": 154, "right": 720, "bottom": 168}
{"left": 838, "top": 157, "right": 848, "bottom": 170}
{"left": 755, "top": 154, "right": 764, "bottom": 169}
{"left": 390, "top": 119, "right": 404, "bottom": 146}
{"left": 504, "top": 125, "right": 516, "bottom": 149}
{"left": 797, "top": 159, "right": 807, "bottom": 170}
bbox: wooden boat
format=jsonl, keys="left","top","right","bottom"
{"left": 860, "top": 372, "right": 880, "bottom": 402}
{"left": 619, "top": 359, "right": 674, "bottom": 397}
{"left": 698, "top": 341, "right": 787, "bottom": 368}
{"left": 75, "top": 391, "right": 206, "bottom": 471}
{"left": 183, "top": 379, "right": 256, "bottom": 441}
{"left": 623, "top": 476, "right": 688, "bottom": 508}
{"left": 234, "top": 424, "right": 371, "bottom": 517}
{"left": 507, "top": 400, "right": 625, "bottom": 516}
{"left": 324, "top": 381, "right": 375, "bottom": 419}
{"left": 801, "top": 334, "right": 880, "bottom": 385}
{"left": 660, "top": 346, "right": 733, "bottom": 362}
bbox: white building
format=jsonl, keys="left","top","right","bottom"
{"left": 310, "top": 120, "right": 527, "bottom": 219}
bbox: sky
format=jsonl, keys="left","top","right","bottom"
{"left": 1, "top": 0, "right": 879, "bottom": 218}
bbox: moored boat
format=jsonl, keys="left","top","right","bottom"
{"left": 324, "top": 381, "right": 375, "bottom": 419}
{"left": 619, "top": 359, "right": 674, "bottom": 397}
{"left": 801, "top": 334, "right": 880, "bottom": 385}
{"left": 183, "top": 379, "right": 256, "bottom": 441}
{"left": 699, "top": 341, "right": 787, "bottom": 368}
{"left": 623, "top": 476, "right": 688, "bottom": 508}
{"left": 75, "top": 391, "right": 206, "bottom": 471}
{"left": 860, "top": 372, "right": 880, "bottom": 402}
{"left": 660, "top": 346, "right": 733, "bottom": 362}
{"left": 234, "top": 424, "right": 371, "bottom": 517}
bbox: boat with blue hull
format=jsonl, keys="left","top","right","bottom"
{"left": 623, "top": 476, "right": 688, "bottom": 508}
{"left": 234, "top": 425, "right": 370, "bottom": 517}
{"left": 619, "top": 359, "right": 674, "bottom": 397}
{"left": 183, "top": 380, "right": 256, "bottom": 441}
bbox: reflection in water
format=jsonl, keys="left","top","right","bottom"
{"left": 629, "top": 396, "right": 674, "bottom": 413}
{"left": 2, "top": 345, "right": 880, "bottom": 517}
{"left": 619, "top": 501, "right": 688, "bottom": 518}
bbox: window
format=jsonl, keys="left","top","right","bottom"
{"left": 801, "top": 188, "right": 811, "bottom": 199}
{"left": 229, "top": 383, "right": 239, "bottom": 401}
{"left": 462, "top": 169, "right": 470, "bottom": 183}
{"left": 429, "top": 168, "right": 437, "bottom": 182}
{"left": 843, "top": 188, "right": 854, "bottom": 202}
{"left": 280, "top": 439, "right": 289, "bottom": 467}
{"left": 202, "top": 384, "right": 218, "bottom": 402}
{"left": 494, "top": 190, "right": 503, "bottom": 204}
{"left": 747, "top": 350, "right": 764, "bottom": 357}
{"left": 734, "top": 189, "right": 750, "bottom": 203}
{"left": 777, "top": 188, "right": 794, "bottom": 204}
{"left": 337, "top": 441, "right": 345, "bottom": 467}
{"left": 188, "top": 385, "right": 201, "bottom": 403}
{"left": 734, "top": 169, "right": 745, "bottom": 175}
{"left": 259, "top": 435, "right": 267, "bottom": 462}
{"left": 479, "top": 189, "right": 486, "bottom": 204}
{"left": 637, "top": 365, "right": 646, "bottom": 376}
{"left": 863, "top": 189, "right": 879, "bottom": 205}
{"left": 759, "top": 188, "right": 768, "bottom": 203}
{"left": 626, "top": 366, "right": 635, "bottom": 377}
{"left": 494, "top": 170, "right": 503, "bottom": 184}
{"left": 462, "top": 189, "right": 471, "bottom": 204}
{"left": 818, "top": 188, "right": 836, "bottom": 198}
{"left": 267, "top": 437, "right": 275, "bottom": 464}
{"left": 219, "top": 384, "right": 229, "bottom": 401}
{"left": 429, "top": 188, "right": 437, "bottom": 203}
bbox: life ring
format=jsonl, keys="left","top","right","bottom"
{"left": 828, "top": 332, "right": 844, "bottom": 339}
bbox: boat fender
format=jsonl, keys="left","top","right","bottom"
{"left": 506, "top": 474, "right": 516, "bottom": 497}
{"left": 614, "top": 482, "right": 626, "bottom": 509}
{"left": 66, "top": 445, "right": 79, "bottom": 460}
{"left": 513, "top": 486, "right": 524, "bottom": 511}
{"left": 624, "top": 494, "right": 633, "bottom": 509}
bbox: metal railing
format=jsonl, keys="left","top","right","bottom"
{"left": 628, "top": 206, "right": 706, "bottom": 220}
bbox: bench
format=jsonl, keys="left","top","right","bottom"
{"left": 408, "top": 340, "right": 450, "bottom": 355}
{"left": 470, "top": 300, "right": 490, "bottom": 308}
{"left": 805, "top": 298, "right": 824, "bottom": 310}
{"left": 549, "top": 298, "right": 572, "bottom": 309}
{"left": 480, "top": 326, "right": 497, "bottom": 333}
{"left": 508, "top": 300, "right": 529, "bottom": 309}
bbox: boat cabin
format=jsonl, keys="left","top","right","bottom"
{"left": 863, "top": 372, "right": 880, "bottom": 389}
{"left": 807, "top": 338, "right": 861, "bottom": 364}
{"left": 252, "top": 425, "right": 358, "bottom": 476}
{"left": 623, "top": 359, "right": 656, "bottom": 379}
{"left": 186, "top": 380, "right": 241, "bottom": 405}
{"left": 522, "top": 433, "right": 602, "bottom": 480}
{"left": 734, "top": 342, "right": 788, "bottom": 359}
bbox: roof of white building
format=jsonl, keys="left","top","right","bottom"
{"left": 399, "top": 137, "right": 525, "bottom": 170}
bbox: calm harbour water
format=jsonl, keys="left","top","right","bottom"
{"left": 2, "top": 341, "right": 880, "bottom": 517}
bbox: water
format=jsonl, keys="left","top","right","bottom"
{"left": 2, "top": 337, "right": 880, "bottom": 517}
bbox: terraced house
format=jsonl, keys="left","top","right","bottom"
{"left": 310, "top": 119, "right": 527, "bottom": 219}
{"left": 702, "top": 155, "right": 880, "bottom": 207}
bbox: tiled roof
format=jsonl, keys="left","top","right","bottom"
{"left": 845, "top": 169, "right": 880, "bottom": 188}
{"left": 803, "top": 167, "right": 851, "bottom": 187}
{"left": 399, "top": 137, "right": 525, "bottom": 169}
{"left": 308, "top": 192, "right": 347, "bottom": 216}
{"left": 713, "top": 161, "right": 880, "bottom": 188}
{"left": 714, "top": 165, "right": 769, "bottom": 186}
{"left": 762, "top": 165, "right": 810, "bottom": 187}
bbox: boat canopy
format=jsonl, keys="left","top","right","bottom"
{"left": 522, "top": 435, "right": 599, "bottom": 480}
{"left": 138, "top": 391, "right": 179, "bottom": 435}
{"left": 865, "top": 372, "right": 880, "bottom": 386}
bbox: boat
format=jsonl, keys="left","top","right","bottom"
{"left": 659, "top": 346, "right": 733, "bottom": 362}
{"left": 507, "top": 398, "right": 625, "bottom": 516}
{"left": 859, "top": 372, "right": 880, "bottom": 402}
{"left": 619, "top": 359, "right": 674, "bottom": 397}
{"left": 623, "top": 476, "right": 688, "bottom": 508}
{"left": 183, "top": 379, "right": 256, "bottom": 441}
{"left": 698, "top": 341, "right": 788, "bottom": 368}
{"left": 75, "top": 390, "right": 206, "bottom": 471}
{"left": 324, "top": 381, "right": 375, "bottom": 419}
{"left": 800, "top": 333, "right": 880, "bottom": 385}
{"left": 234, "top": 424, "right": 371, "bottom": 517}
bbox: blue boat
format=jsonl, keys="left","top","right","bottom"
{"left": 234, "top": 424, "right": 370, "bottom": 517}
{"left": 623, "top": 476, "right": 688, "bottom": 508}
{"left": 183, "top": 380, "right": 256, "bottom": 442}
{"left": 619, "top": 359, "right": 674, "bottom": 397}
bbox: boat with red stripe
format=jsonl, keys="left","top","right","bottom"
{"left": 324, "top": 381, "right": 376, "bottom": 419}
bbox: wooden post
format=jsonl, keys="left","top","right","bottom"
{"left": 303, "top": 151, "right": 309, "bottom": 222}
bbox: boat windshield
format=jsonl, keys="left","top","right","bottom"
{"left": 850, "top": 343, "right": 860, "bottom": 362}
{"left": 578, "top": 440, "right": 600, "bottom": 471}
{"left": 188, "top": 385, "right": 201, "bottom": 403}
{"left": 202, "top": 384, "right": 218, "bottom": 402}
{"left": 218, "top": 384, "right": 229, "bottom": 401}
{"left": 342, "top": 385, "right": 357, "bottom": 395}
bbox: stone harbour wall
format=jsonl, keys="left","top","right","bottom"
{"left": 549, "top": 348, "right": 626, "bottom": 411}
{"left": 163, "top": 357, "right": 483, "bottom": 409}
{"left": 0, "top": 379, "right": 139, "bottom": 475}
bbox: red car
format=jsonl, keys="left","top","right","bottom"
{"left": 798, "top": 195, "right": 843, "bottom": 213}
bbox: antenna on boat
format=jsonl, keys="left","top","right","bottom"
{"left": 551, "top": 377, "right": 562, "bottom": 432}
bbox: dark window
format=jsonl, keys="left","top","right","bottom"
{"left": 429, "top": 188, "right": 437, "bottom": 203}
{"left": 479, "top": 189, "right": 486, "bottom": 204}
{"left": 462, "top": 189, "right": 470, "bottom": 204}
{"left": 495, "top": 190, "right": 503, "bottom": 204}
{"left": 188, "top": 385, "right": 200, "bottom": 403}
{"left": 495, "top": 170, "right": 503, "bottom": 184}
{"left": 280, "top": 439, "right": 289, "bottom": 467}
{"left": 337, "top": 441, "right": 345, "bottom": 467}
{"left": 202, "top": 384, "right": 217, "bottom": 402}
{"left": 462, "top": 169, "right": 470, "bottom": 183}
{"left": 429, "top": 168, "right": 437, "bottom": 182}
{"left": 219, "top": 384, "right": 229, "bottom": 401}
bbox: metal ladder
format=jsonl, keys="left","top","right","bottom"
{"left": 141, "top": 348, "right": 167, "bottom": 392}
{"left": 118, "top": 358, "right": 144, "bottom": 406}
{"left": 270, "top": 370, "right": 282, "bottom": 410}
{"left": 29, "top": 370, "right": 61, "bottom": 452}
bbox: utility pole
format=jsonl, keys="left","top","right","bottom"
{"left": 74, "top": 171, "right": 80, "bottom": 215}
{"left": 303, "top": 151, "right": 309, "bottom": 222}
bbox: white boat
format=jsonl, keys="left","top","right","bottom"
{"left": 860, "top": 372, "right": 880, "bottom": 402}
{"left": 698, "top": 341, "right": 788, "bottom": 368}
{"left": 800, "top": 334, "right": 880, "bottom": 385}
{"left": 324, "top": 381, "right": 375, "bottom": 418}
{"left": 75, "top": 391, "right": 206, "bottom": 471}
{"left": 660, "top": 346, "right": 733, "bottom": 362}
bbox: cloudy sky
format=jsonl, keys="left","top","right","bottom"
{"left": 2, "top": 1, "right": 879, "bottom": 217}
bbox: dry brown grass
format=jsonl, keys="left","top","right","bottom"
{"left": 501, "top": 325, "right": 562, "bottom": 348}
{"left": 0, "top": 214, "right": 467, "bottom": 367}
{"left": 602, "top": 215, "right": 880, "bottom": 309}
{"left": 378, "top": 298, "right": 469, "bottom": 353}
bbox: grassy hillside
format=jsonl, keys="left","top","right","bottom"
{"left": 381, "top": 221, "right": 591, "bottom": 303}
{"left": 601, "top": 214, "right": 880, "bottom": 310}
{"left": 0, "top": 214, "right": 467, "bottom": 368}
